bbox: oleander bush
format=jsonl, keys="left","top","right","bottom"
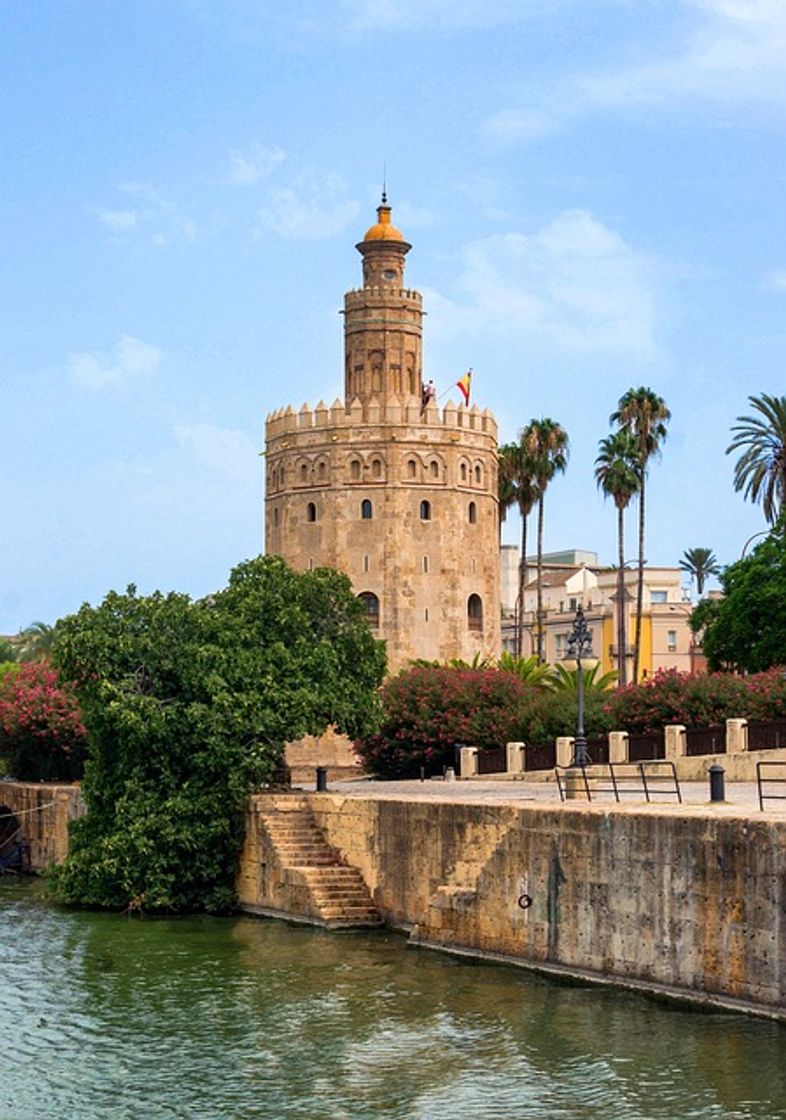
{"left": 0, "top": 660, "right": 86, "bottom": 781}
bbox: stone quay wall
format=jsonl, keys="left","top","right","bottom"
{"left": 0, "top": 782, "right": 84, "bottom": 870}
{"left": 277, "top": 794, "right": 786, "bottom": 1018}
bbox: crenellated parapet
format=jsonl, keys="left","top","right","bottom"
{"left": 266, "top": 396, "right": 498, "bottom": 439}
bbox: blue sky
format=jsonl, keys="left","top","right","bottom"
{"left": 3, "top": 0, "right": 784, "bottom": 631}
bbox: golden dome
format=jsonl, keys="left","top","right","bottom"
{"left": 363, "top": 202, "right": 405, "bottom": 243}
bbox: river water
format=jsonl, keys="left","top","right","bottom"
{"left": 1, "top": 879, "right": 785, "bottom": 1120}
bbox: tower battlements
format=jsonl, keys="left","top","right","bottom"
{"left": 265, "top": 397, "right": 497, "bottom": 440}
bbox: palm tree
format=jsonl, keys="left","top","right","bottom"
{"left": 498, "top": 440, "right": 539, "bottom": 656}
{"left": 726, "top": 394, "right": 786, "bottom": 528}
{"left": 595, "top": 430, "right": 641, "bottom": 686}
{"left": 522, "top": 418, "right": 569, "bottom": 663}
{"left": 679, "top": 547, "right": 721, "bottom": 599}
{"left": 14, "top": 621, "right": 56, "bottom": 661}
{"left": 611, "top": 387, "right": 670, "bottom": 684}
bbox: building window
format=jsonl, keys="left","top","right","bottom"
{"left": 425, "top": 608, "right": 429, "bottom": 622}
{"left": 317, "top": 461, "right": 326, "bottom": 481}
{"left": 408, "top": 458, "right": 417, "bottom": 478}
{"left": 569, "top": 597, "right": 577, "bottom": 611}
{"left": 556, "top": 633, "right": 569, "bottom": 656}
{"left": 351, "top": 460, "right": 361, "bottom": 481}
{"left": 372, "top": 458, "right": 383, "bottom": 479}
{"left": 363, "top": 555, "right": 370, "bottom": 573}
{"left": 357, "top": 591, "right": 380, "bottom": 628}
{"left": 468, "top": 501, "right": 477, "bottom": 524}
{"left": 420, "top": 500, "right": 431, "bottom": 521}
{"left": 306, "top": 502, "right": 317, "bottom": 522}
{"left": 460, "top": 462, "right": 468, "bottom": 483}
{"left": 667, "top": 629, "right": 677, "bottom": 652}
{"left": 474, "top": 464, "right": 482, "bottom": 485}
{"left": 468, "top": 594, "right": 483, "bottom": 631}
{"left": 430, "top": 460, "right": 439, "bottom": 479}
{"left": 273, "top": 507, "right": 279, "bottom": 528}
{"left": 300, "top": 463, "right": 308, "bottom": 482}
{"left": 423, "top": 556, "right": 429, "bottom": 573}
{"left": 361, "top": 499, "right": 373, "bottom": 520}
{"left": 651, "top": 590, "right": 668, "bottom": 604}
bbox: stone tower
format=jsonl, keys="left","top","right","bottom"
{"left": 264, "top": 198, "right": 500, "bottom": 672}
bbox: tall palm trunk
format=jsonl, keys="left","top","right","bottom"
{"left": 616, "top": 503, "right": 627, "bottom": 687}
{"left": 633, "top": 480, "right": 645, "bottom": 683}
{"left": 536, "top": 495, "right": 545, "bottom": 663}
{"left": 516, "top": 513, "right": 528, "bottom": 656}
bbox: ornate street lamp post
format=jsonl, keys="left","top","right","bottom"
{"left": 566, "top": 604, "right": 593, "bottom": 768}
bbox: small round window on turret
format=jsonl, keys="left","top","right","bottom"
{"left": 383, "top": 270, "right": 397, "bottom": 281}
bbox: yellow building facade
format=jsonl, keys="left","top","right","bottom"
{"left": 264, "top": 199, "right": 501, "bottom": 672}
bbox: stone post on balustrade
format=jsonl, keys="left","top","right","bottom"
{"left": 726, "top": 718, "right": 748, "bottom": 754}
{"left": 460, "top": 746, "right": 479, "bottom": 778}
{"left": 556, "top": 737, "right": 575, "bottom": 769}
{"left": 506, "top": 742, "right": 525, "bottom": 775}
{"left": 608, "top": 731, "right": 629, "bottom": 764}
{"left": 664, "top": 724, "right": 687, "bottom": 762}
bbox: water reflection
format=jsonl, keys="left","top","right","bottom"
{"left": 1, "top": 879, "right": 784, "bottom": 1119}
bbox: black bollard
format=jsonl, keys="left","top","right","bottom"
{"left": 419, "top": 766, "right": 425, "bottom": 783}
{"left": 316, "top": 766, "right": 328, "bottom": 793}
{"left": 709, "top": 763, "right": 725, "bottom": 802}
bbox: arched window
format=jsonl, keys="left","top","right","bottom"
{"left": 273, "top": 507, "right": 279, "bottom": 528}
{"left": 460, "top": 462, "right": 468, "bottom": 483}
{"left": 372, "top": 458, "right": 383, "bottom": 479}
{"left": 474, "top": 464, "right": 482, "bottom": 485}
{"left": 430, "top": 460, "right": 439, "bottom": 479}
{"left": 300, "top": 462, "right": 309, "bottom": 482}
{"left": 419, "top": 500, "right": 431, "bottom": 521}
{"left": 361, "top": 499, "right": 373, "bottom": 520}
{"left": 407, "top": 458, "right": 417, "bottom": 479}
{"left": 350, "top": 460, "right": 361, "bottom": 481}
{"left": 317, "top": 460, "right": 327, "bottom": 481}
{"left": 468, "top": 501, "right": 477, "bottom": 524}
{"left": 468, "top": 594, "right": 484, "bottom": 631}
{"left": 306, "top": 502, "right": 317, "bottom": 523}
{"left": 357, "top": 591, "right": 380, "bottom": 628}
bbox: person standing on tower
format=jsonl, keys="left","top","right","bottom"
{"left": 421, "top": 379, "right": 436, "bottom": 411}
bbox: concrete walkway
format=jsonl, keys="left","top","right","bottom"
{"left": 295, "top": 774, "right": 782, "bottom": 817}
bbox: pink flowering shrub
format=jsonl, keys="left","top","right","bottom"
{"left": 356, "top": 667, "right": 527, "bottom": 778}
{"left": 605, "top": 667, "right": 786, "bottom": 734}
{"left": 0, "top": 660, "right": 86, "bottom": 781}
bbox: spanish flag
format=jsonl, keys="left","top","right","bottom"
{"left": 457, "top": 369, "right": 472, "bottom": 405}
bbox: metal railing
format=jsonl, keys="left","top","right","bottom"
{"left": 556, "top": 761, "right": 681, "bottom": 804}
{"left": 476, "top": 746, "right": 508, "bottom": 775}
{"left": 524, "top": 742, "right": 556, "bottom": 772}
{"left": 756, "top": 761, "right": 786, "bottom": 810}
{"left": 685, "top": 726, "right": 726, "bottom": 757}
{"left": 627, "top": 732, "right": 665, "bottom": 762}
{"left": 748, "top": 719, "right": 786, "bottom": 752}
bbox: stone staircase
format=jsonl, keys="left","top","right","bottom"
{"left": 259, "top": 798, "right": 382, "bottom": 929}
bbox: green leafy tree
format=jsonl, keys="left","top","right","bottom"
{"left": 498, "top": 439, "right": 539, "bottom": 656}
{"left": 727, "top": 393, "right": 786, "bottom": 527}
{"left": 611, "top": 387, "right": 670, "bottom": 684}
{"left": 595, "top": 430, "right": 641, "bottom": 686}
{"left": 0, "top": 638, "right": 17, "bottom": 663}
{"left": 521, "top": 418, "right": 569, "bottom": 664}
{"left": 50, "top": 557, "right": 386, "bottom": 913}
{"left": 680, "top": 547, "right": 721, "bottom": 598}
{"left": 696, "top": 533, "right": 786, "bottom": 672}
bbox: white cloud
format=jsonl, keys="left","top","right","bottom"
{"left": 483, "top": 108, "right": 556, "bottom": 141}
{"left": 428, "top": 209, "right": 659, "bottom": 358}
{"left": 225, "top": 143, "right": 285, "bottom": 186}
{"left": 173, "top": 422, "right": 258, "bottom": 475}
{"left": 484, "top": 0, "right": 786, "bottom": 143}
{"left": 341, "top": 0, "right": 524, "bottom": 30}
{"left": 68, "top": 335, "right": 162, "bottom": 390}
{"left": 255, "top": 172, "right": 360, "bottom": 239}
{"left": 95, "top": 183, "right": 197, "bottom": 244}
